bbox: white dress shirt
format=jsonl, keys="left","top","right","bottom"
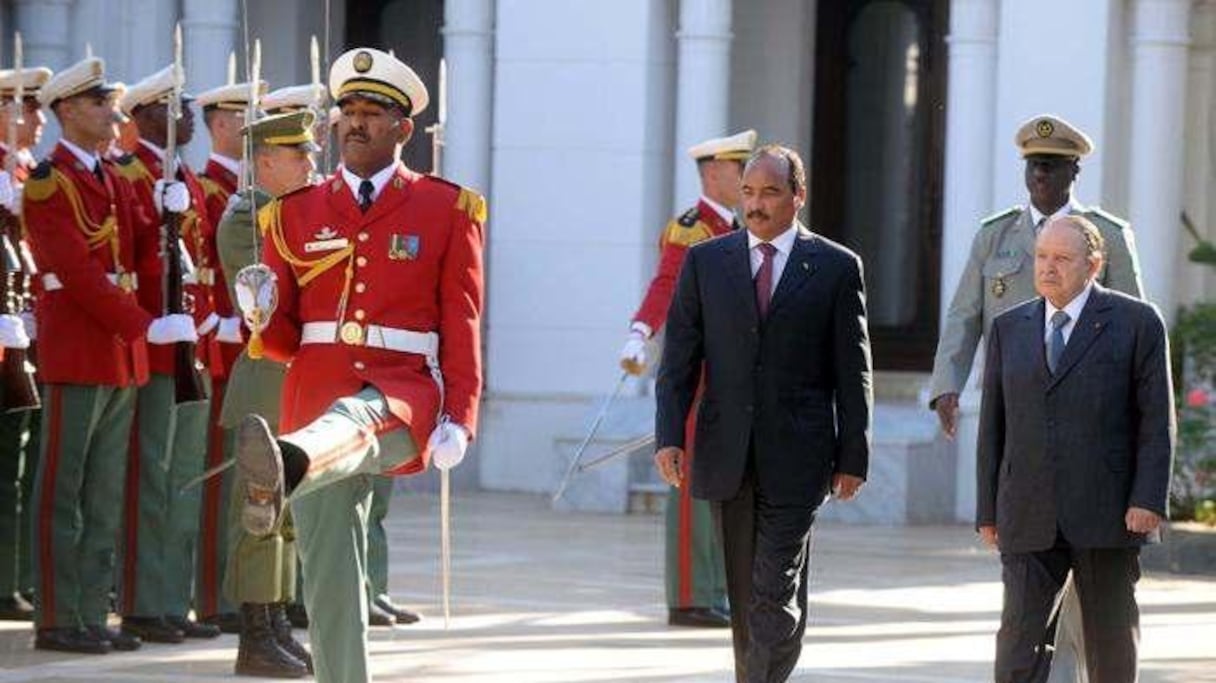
{"left": 1044, "top": 281, "right": 1093, "bottom": 345}
{"left": 747, "top": 223, "right": 799, "bottom": 293}
{"left": 208, "top": 153, "right": 241, "bottom": 177}
{"left": 1029, "top": 195, "right": 1084, "bottom": 231}
{"left": 341, "top": 161, "right": 401, "bottom": 205}
{"left": 700, "top": 195, "right": 735, "bottom": 226}
{"left": 60, "top": 138, "right": 102, "bottom": 172}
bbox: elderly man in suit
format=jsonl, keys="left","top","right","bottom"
{"left": 655, "top": 144, "right": 873, "bottom": 683}
{"left": 977, "top": 214, "right": 1174, "bottom": 683}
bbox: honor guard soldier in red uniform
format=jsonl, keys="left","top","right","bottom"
{"left": 621, "top": 130, "right": 756, "bottom": 628}
{"left": 192, "top": 78, "right": 267, "bottom": 635}
{"left": 234, "top": 47, "right": 485, "bottom": 683}
{"left": 113, "top": 64, "right": 221, "bottom": 644}
{"left": 0, "top": 63, "right": 50, "bottom": 622}
{"left": 24, "top": 56, "right": 198, "bottom": 654}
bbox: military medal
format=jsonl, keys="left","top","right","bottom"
{"left": 992, "top": 276, "right": 1007, "bottom": 298}
{"left": 388, "top": 234, "right": 420, "bottom": 261}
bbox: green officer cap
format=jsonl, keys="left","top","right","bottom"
{"left": 242, "top": 109, "right": 320, "bottom": 153}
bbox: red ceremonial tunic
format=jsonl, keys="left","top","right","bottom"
{"left": 116, "top": 143, "right": 217, "bottom": 375}
{"left": 632, "top": 199, "right": 735, "bottom": 331}
{"left": 22, "top": 142, "right": 155, "bottom": 386}
{"left": 200, "top": 158, "right": 242, "bottom": 378}
{"left": 260, "top": 164, "right": 486, "bottom": 474}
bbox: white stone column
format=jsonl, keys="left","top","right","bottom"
{"left": 182, "top": 0, "right": 238, "bottom": 92}
{"left": 940, "top": 0, "right": 998, "bottom": 523}
{"left": 1182, "top": 1, "right": 1216, "bottom": 304}
{"left": 1127, "top": 0, "right": 1191, "bottom": 318}
{"left": 15, "top": 0, "right": 74, "bottom": 70}
{"left": 442, "top": 0, "right": 494, "bottom": 193}
{"left": 672, "top": 0, "right": 731, "bottom": 209}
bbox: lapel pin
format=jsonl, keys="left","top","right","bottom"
{"left": 801, "top": 262, "right": 809, "bottom": 271}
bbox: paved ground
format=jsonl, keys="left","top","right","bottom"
{"left": 1, "top": 491, "right": 1213, "bottom": 682}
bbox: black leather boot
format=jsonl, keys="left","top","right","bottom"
{"left": 270, "top": 602, "right": 313, "bottom": 673}
{"left": 235, "top": 603, "right": 308, "bottom": 679}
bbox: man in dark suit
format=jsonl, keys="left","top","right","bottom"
{"left": 655, "top": 145, "right": 873, "bottom": 683}
{"left": 978, "top": 214, "right": 1174, "bottom": 683}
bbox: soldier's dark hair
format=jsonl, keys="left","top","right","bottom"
{"left": 747, "top": 144, "right": 806, "bottom": 196}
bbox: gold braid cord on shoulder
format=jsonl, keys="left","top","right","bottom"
{"left": 41, "top": 168, "right": 124, "bottom": 272}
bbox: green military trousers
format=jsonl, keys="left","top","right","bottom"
{"left": 285, "top": 387, "right": 416, "bottom": 683}
{"left": 666, "top": 413, "right": 727, "bottom": 611}
{"left": 196, "top": 388, "right": 236, "bottom": 619}
{"left": 665, "top": 486, "right": 728, "bottom": 610}
{"left": 30, "top": 383, "right": 135, "bottom": 629}
{"left": 0, "top": 407, "right": 39, "bottom": 600}
{"left": 119, "top": 373, "right": 210, "bottom": 619}
{"left": 365, "top": 475, "right": 395, "bottom": 603}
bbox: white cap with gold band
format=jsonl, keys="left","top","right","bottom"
{"left": 38, "top": 58, "right": 118, "bottom": 107}
{"left": 119, "top": 64, "right": 194, "bottom": 115}
{"left": 196, "top": 81, "right": 267, "bottom": 111}
{"left": 328, "top": 47, "right": 428, "bottom": 117}
{"left": 687, "top": 129, "right": 758, "bottom": 162}
{"left": 260, "top": 84, "right": 325, "bottom": 115}
{"left": 0, "top": 67, "right": 54, "bottom": 100}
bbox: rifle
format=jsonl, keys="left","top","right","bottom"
{"left": 163, "top": 23, "right": 206, "bottom": 404}
{"left": 1, "top": 31, "right": 39, "bottom": 413}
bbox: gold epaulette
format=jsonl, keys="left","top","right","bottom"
{"left": 23, "top": 161, "right": 56, "bottom": 202}
{"left": 199, "top": 176, "right": 226, "bottom": 199}
{"left": 113, "top": 154, "right": 150, "bottom": 184}
{"left": 256, "top": 199, "right": 277, "bottom": 237}
{"left": 662, "top": 209, "right": 714, "bottom": 248}
{"left": 455, "top": 186, "right": 487, "bottom": 224}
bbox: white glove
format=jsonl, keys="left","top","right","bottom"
{"left": 19, "top": 310, "right": 35, "bottom": 342}
{"left": 217, "top": 316, "right": 243, "bottom": 344}
{"left": 153, "top": 179, "right": 191, "bottom": 215}
{"left": 619, "top": 324, "right": 651, "bottom": 375}
{"left": 0, "top": 171, "right": 13, "bottom": 212}
{"left": 428, "top": 420, "right": 470, "bottom": 471}
{"left": 197, "top": 312, "right": 220, "bottom": 336}
{"left": 147, "top": 313, "right": 199, "bottom": 345}
{"left": 0, "top": 313, "right": 30, "bottom": 349}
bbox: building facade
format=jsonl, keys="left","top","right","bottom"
{"left": 6, "top": 0, "right": 1214, "bottom": 521}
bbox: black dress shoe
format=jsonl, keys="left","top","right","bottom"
{"left": 0, "top": 592, "right": 34, "bottom": 621}
{"left": 35, "top": 627, "right": 112, "bottom": 654}
{"left": 122, "top": 615, "right": 186, "bottom": 643}
{"left": 87, "top": 624, "right": 142, "bottom": 651}
{"left": 285, "top": 602, "right": 309, "bottom": 629}
{"left": 166, "top": 615, "right": 222, "bottom": 639}
{"left": 202, "top": 611, "right": 242, "bottom": 634}
{"left": 667, "top": 607, "right": 731, "bottom": 628}
{"left": 367, "top": 601, "right": 395, "bottom": 627}
{"left": 373, "top": 594, "right": 421, "bottom": 625}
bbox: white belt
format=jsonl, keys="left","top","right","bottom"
{"left": 301, "top": 321, "right": 438, "bottom": 357}
{"left": 43, "top": 272, "right": 139, "bottom": 292}
{"left": 300, "top": 321, "right": 445, "bottom": 407}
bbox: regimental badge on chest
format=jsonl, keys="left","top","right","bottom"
{"left": 388, "top": 234, "right": 420, "bottom": 261}
{"left": 305, "top": 226, "right": 349, "bottom": 253}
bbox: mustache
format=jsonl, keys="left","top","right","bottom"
{"left": 344, "top": 131, "right": 369, "bottom": 143}
{"left": 746, "top": 210, "right": 770, "bottom": 221}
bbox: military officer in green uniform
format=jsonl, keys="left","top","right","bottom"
{"left": 928, "top": 114, "right": 1145, "bottom": 682}
{"left": 216, "top": 110, "right": 319, "bottom": 678}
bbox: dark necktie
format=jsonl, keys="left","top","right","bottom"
{"left": 755, "top": 242, "right": 777, "bottom": 318}
{"left": 358, "top": 179, "right": 374, "bottom": 213}
{"left": 92, "top": 161, "right": 105, "bottom": 185}
{"left": 1047, "top": 310, "right": 1070, "bottom": 374}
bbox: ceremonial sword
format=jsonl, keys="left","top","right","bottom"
{"left": 551, "top": 371, "right": 630, "bottom": 503}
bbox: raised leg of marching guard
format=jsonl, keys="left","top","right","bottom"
{"left": 238, "top": 389, "right": 419, "bottom": 683}
{"left": 113, "top": 63, "right": 221, "bottom": 645}
{"left": 366, "top": 476, "right": 421, "bottom": 626}
{"left": 23, "top": 57, "right": 200, "bottom": 654}
{"left": 236, "top": 48, "right": 486, "bottom": 683}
